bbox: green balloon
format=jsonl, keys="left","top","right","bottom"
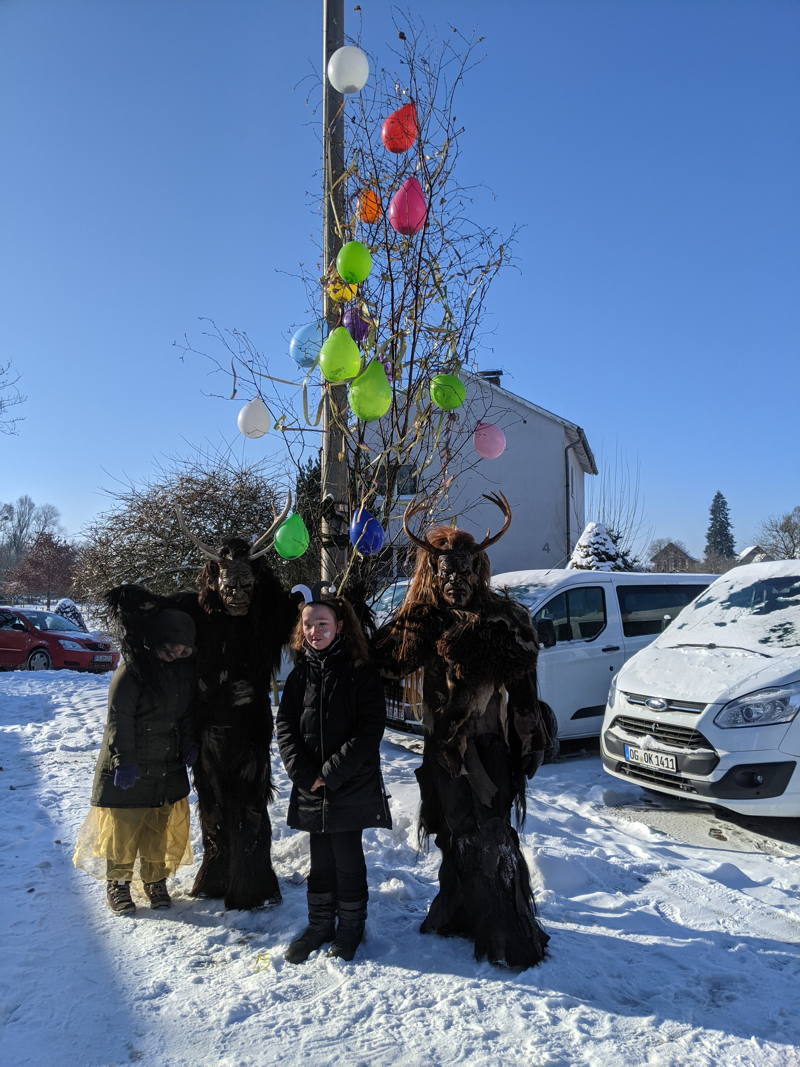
{"left": 336, "top": 240, "right": 372, "bottom": 284}
{"left": 349, "top": 359, "right": 391, "bottom": 421}
{"left": 319, "top": 327, "right": 361, "bottom": 382}
{"left": 429, "top": 373, "right": 466, "bottom": 411}
{"left": 274, "top": 513, "right": 310, "bottom": 559}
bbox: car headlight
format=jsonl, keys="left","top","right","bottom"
{"left": 58, "top": 639, "right": 85, "bottom": 651}
{"left": 607, "top": 673, "right": 618, "bottom": 709}
{"left": 714, "top": 682, "right": 800, "bottom": 729}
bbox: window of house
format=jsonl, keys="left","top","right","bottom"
{"left": 533, "top": 587, "right": 607, "bottom": 642}
{"left": 616, "top": 584, "right": 709, "bottom": 637}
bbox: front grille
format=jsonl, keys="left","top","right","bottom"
{"left": 85, "top": 641, "right": 110, "bottom": 651}
{"left": 611, "top": 715, "right": 712, "bottom": 750}
{"left": 613, "top": 761, "right": 698, "bottom": 792}
{"left": 623, "top": 692, "right": 706, "bottom": 714}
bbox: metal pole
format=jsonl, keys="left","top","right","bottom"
{"left": 320, "top": 0, "right": 348, "bottom": 584}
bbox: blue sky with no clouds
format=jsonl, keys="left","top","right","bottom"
{"left": 1, "top": 0, "right": 797, "bottom": 558}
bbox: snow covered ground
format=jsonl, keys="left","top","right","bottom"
{"left": 2, "top": 671, "right": 800, "bottom": 1067}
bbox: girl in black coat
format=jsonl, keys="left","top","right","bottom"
{"left": 276, "top": 595, "right": 390, "bottom": 963}
{"left": 73, "top": 606, "right": 198, "bottom": 916}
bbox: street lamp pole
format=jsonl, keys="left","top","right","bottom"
{"left": 320, "top": 0, "right": 348, "bottom": 583}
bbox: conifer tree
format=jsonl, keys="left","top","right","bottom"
{"left": 567, "top": 521, "right": 627, "bottom": 571}
{"left": 704, "top": 491, "right": 735, "bottom": 560}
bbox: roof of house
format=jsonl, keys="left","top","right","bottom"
{"left": 651, "top": 542, "right": 697, "bottom": 562}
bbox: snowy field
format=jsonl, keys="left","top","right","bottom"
{"left": 2, "top": 671, "right": 800, "bottom": 1067}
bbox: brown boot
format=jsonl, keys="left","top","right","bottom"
{"left": 106, "top": 880, "right": 136, "bottom": 916}
{"left": 143, "top": 879, "right": 172, "bottom": 909}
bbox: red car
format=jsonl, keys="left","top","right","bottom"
{"left": 0, "top": 607, "right": 120, "bottom": 672}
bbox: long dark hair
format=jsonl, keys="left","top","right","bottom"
{"left": 290, "top": 595, "right": 370, "bottom": 665}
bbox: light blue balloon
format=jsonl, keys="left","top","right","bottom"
{"left": 290, "top": 320, "right": 325, "bottom": 369}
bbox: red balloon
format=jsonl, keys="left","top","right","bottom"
{"left": 381, "top": 102, "right": 417, "bottom": 153}
{"left": 388, "top": 176, "right": 427, "bottom": 235}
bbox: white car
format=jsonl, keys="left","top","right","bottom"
{"left": 601, "top": 561, "right": 800, "bottom": 817}
{"left": 372, "top": 569, "right": 715, "bottom": 740}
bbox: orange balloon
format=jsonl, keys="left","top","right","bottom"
{"left": 357, "top": 188, "right": 382, "bottom": 224}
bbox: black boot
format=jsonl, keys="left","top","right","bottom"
{"left": 285, "top": 891, "right": 336, "bottom": 964}
{"left": 143, "top": 879, "right": 171, "bottom": 909}
{"left": 106, "top": 880, "right": 135, "bottom": 916}
{"left": 327, "top": 898, "right": 367, "bottom": 961}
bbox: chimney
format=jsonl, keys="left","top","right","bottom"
{"left": 477, "top": 369, "right": 503, "bottom": 387}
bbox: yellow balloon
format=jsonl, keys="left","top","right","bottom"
{"left": 326, "top": 277, "right": 358, "bottom": 303}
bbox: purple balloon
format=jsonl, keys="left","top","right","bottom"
{"left": 342, "top": 307, "right": 370, "bottom": 343}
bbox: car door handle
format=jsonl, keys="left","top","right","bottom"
{"left": 602, "top": 645, "right": 621, "bottom": 652}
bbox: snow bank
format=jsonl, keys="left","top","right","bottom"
{"left": 1, "top": 672, "right": 799, "bottom": 1066}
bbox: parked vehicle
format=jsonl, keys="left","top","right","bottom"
{"left": 601, "top": 561, "right": 800, "bottom": 817}
{"left": 0, "top": 607, "right": 120, "bottom": 672}
{"left": 371, "top": 569, "right": 715, "bottom": 738}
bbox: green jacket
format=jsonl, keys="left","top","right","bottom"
{"left": 91, "top": 659, "right": 197, "bottom": 808}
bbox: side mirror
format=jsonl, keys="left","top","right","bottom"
{"left": 536, "top": 619, "right": 557, "bottom": 649}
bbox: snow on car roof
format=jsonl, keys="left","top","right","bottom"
{"left": 662, "top": 560, "right": 800, "bottom": 653}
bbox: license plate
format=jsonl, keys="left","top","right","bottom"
{"left": 93, "top": 654, "right": 113, "bottom": 663}
{"left": 624, "top": 744, "right": 677, "bottom": 773}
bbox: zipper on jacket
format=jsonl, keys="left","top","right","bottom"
{"left": 320, "top": 667, "right": 327, "bottom": 833}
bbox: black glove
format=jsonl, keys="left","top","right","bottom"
{"left": 113, "top": 764, "right": 140, "bottom": 790}
{"left": 181, "top": 743, "right": 199, "bottom": 767}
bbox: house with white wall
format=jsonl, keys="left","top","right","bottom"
{"left": 381, "top": 370, "right": 596, "bottom": 575}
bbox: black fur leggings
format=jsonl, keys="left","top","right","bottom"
{"left": 307, "top": 830, "right": 367, "bottom": 901}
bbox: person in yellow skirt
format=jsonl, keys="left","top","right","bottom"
{"left": 73, "top": 600, "right": 198, "bottom": 915}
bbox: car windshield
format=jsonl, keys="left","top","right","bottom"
{"left": 370, "top": 580, "right": 409, "bottom": 626}
{"left": 23, "top": 610, "right": 84, "bottom": 633}
{"left": 666, "top": 564, "right": 800, "bottom": 651}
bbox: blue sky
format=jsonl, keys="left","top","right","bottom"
{"left": 1, "top": 0, "right": 797, "bottom": 558}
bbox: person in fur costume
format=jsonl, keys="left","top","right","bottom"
{"left": 374, "top": 492, "right": 552, "bottom": 969}
{"left": 173, "top": 500, "right": 299, "bottom": 911}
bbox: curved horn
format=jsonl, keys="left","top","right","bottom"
{"left": 249, "top": 491, "right": 293, "bottom": 559}
{"left": 402, "top": 495, "right": 446, "bottom": 557}
{"left": 175, "top": 508, "right": 220, "bottom": 561}
{"left": 474, "top": 492, "right": 512, "bottom": 552}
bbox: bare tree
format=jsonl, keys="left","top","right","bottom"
{"left": 0, "top": 361, "right": 25, "bottom": 435}
{"left": 757, "top": 506, "right": 800, "bottom": 560}
{"left": 179, "top": 22, "right": 515, "bottom": 595}
{"left": 11, "top": 533, "right": 77, "bottom": 609}
{"left": 76, "top": 450, "right": 296, "bottom": 612}
{"left": 586, "top": 448, "right": 651, "bottom": 569}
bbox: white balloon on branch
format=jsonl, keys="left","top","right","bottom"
{"left": 327, "top": 45, "right": 369, "bottom": 94}
{"left": 236, "top": 397, "right": 272, "bottom": 438}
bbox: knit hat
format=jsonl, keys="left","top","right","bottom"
{"left": 146, "top": 609, "right": 196, "bottom": 648}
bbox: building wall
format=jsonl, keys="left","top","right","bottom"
{"left": 380, "top": 382, "right": 589, "bottom": 575}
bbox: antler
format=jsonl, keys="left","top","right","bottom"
{"left": 473, "top": 492, "right": 512, "bottom": 552}
{"left": 249, "top": 491, "right": 293, "bottom": 559}
{"left": 402, "top": 494, "right": 446, "bottom": 557}
{"left": 175, "top": 508, "right": 221, "bottom": 561}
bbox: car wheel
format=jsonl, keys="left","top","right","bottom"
{"left": 26, "top": 648, "right": 52, "bottom": 671}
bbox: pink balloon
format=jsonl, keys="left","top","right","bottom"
{"left": 388, "top": 176, "right": 428, "bottom": 236}
{"left": 473, "top": 422, "right": 506, "bottom": 460}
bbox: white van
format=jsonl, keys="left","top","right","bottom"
{"left": 374, "top": 569, "right": 715, "bottom": 740}
{"left": 601, "top": 561, "right": 800, "bottom": 817}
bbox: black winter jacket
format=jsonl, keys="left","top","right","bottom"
{"left": 91, "top": 659, "right": 196, "bottom": 808}
{"left": 276, "top": 642, "right": 391, "bottom": 833}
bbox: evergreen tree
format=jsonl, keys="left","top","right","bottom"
{"left": 705, "top": 491, "right": 735, "bottom": 560}
{"left": 567, "top": 522, "right": 627, "bottom": 571}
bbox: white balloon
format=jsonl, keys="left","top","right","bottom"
{"left": 237, "top": 397, "right": 271, "bottom": 438}
{"left": 327, "top": 45, "right": 369, "bottom": 94}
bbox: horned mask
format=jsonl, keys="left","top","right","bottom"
{"left": 176, "top": 494, "right": 292, "bottom": 616}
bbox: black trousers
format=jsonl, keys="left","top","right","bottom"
{"left": 307, "top": 830, "right": 367, "bottom": 901}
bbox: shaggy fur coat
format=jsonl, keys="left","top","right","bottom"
{"left": 375, "top": 588, "right": 551, "bottom": 968}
